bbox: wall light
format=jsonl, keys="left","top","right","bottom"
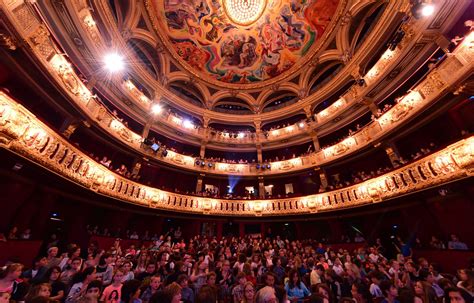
{"left": 151, "top": 104, "right": 162, "bottom": 115}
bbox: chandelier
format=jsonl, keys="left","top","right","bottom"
{"left": 222, "top": 0, "right": 268, "bottom": 26}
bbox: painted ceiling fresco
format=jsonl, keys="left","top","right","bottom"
{"left": 151, "top": 0, "right": 340, "bottom": 84}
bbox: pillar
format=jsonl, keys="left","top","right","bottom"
{"left": 363, "top": 98, "right": 379, "bottom": 116}
{"left": 434, "top": 34, "right": 451, "bottom": 53}
{"left": 199, "top": 143, "right": 206, "bottom": 158}
{"left": 384, "top": 142, "right": 401, "bottom": 167}
{"left": 310, "top": 132, "right": 321, "bottom": 151}
{"left": 239, "top": 222, "right": 245, "bottom": 238}
{"left": 196, "top": 174, "right": 204, "bottom": 193}
{"left": 317, "top": 168, "right": 328, "bottom": 189}
{"left": 59, "top": 118, "right": 79, "bottom": 139}
{"left": 258, "top": 177, "right": 265, "bottom": 198}
{"left": 142, "top": 120, "right": 153, "bottom": 139}
{"left": 217, "top": 221, "right": 223, "bottom": 240}
{"left": 257, "top": 145, "right": 263, "bottom": 163}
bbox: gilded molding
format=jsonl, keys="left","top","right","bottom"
{"left": 1, "top": 91, "right": 473, "bottom": 216}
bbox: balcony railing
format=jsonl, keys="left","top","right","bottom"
{"left": 1, "top": 1, "right": 473, "bottom": 176}
{"left": 1, "top": 91, "right": 473, "bottom": 216}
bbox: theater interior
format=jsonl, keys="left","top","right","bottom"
{"left": 0, "top": 0, "right": 473, "bottom": 302}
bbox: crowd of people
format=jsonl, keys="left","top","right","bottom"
{"left": 1, "top": 227, "right": 472, "bottom": 303}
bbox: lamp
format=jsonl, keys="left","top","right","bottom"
{"left": 223, "top": 0, "right": 267, "bottom": 26}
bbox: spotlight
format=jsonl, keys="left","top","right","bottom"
{"left": 195, "top": 160, "right": 201, "bottom": 165}
{"left": 103, "top": 53, "right": 125, "bottom": 72}
{"left": 266, "top": 164, "right": 271, "bottom": 169}
{"left": 421, "top": 4, "right": 435, "bottom": 16}
{"left": 183, "top": 120, "right": 194, "bottom": 129}
{"left": 151, "top": 104, "right": 162, "bottom": 115}
{"left": 208, "top": 163, "right": 213, "bottom": 168}
{"left": 256, "top": 164, "right": 261, "bottom": 169}
{"left": 411, "top": 2, "right": 435, "bottom": 19}
{"left": 201, "top": 161, "right": 206, "bottom": 166}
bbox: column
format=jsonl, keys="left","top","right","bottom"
{"left": 239, "top": 222, "right": 245, "bottom": 238}
{"left": 434, "top": 34, "right": 451, "bottom": 53}
{"left": 201, "top": 115, "right": 210, "bottom": 158}
{"left": 196, "top": 174, "right": 204, "bottom": 193}
{"left": 316, "top": 168, "right": 328, "bottom": 189}
{"left": 217, "top": 221, "right": 223, "bottom": 240}
{"left": 258, "top": 177, "right": 265, "bottom": 199}
{"left": 59, "top": 118, "right": 79, "bottom": 139}
{"left": 384, "top": 142, "right": 401, "bottom": 167}
{"left": 199, "top": 143, "right": 206, "bottom": 158}
{"left": 256, "top": 145, "right": 263, "bottom": 163}
{"left": 308, "top": 130, "right": 321, "bottom": 152}
{"left": 362, "top": 98, "right": 379, "bottom": 116}
{"left": 303, "top": 105, "right": 313, "bottom": 120}
{"left": 142, "top": 120, "right": 153, "bottom": 139}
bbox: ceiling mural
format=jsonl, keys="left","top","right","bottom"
{"left": 149, "top": 0, "right": 340, "bottom": 84}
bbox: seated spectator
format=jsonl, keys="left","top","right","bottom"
{"left": 141, "top": 275, "right": 162, "bottom": 303}
{"left": 61, "top": 257, "right": 82, "bottom": 286}
{"left": 255, "top": 286, "right": 277, "bottom": 303}
{"left": 66, "top": 266, "right": 97, "bottom": 303}
{"left": 380, "top": 280, "right": 399, "bottom": 303}
{"left": 456, "top": 270, "right": 474, "bottom": 297}
{"left": 0, "top": 263, "right": 28, "bottom": 302}
{"left": 22, "top": 256, "right": 48, "bottom": 284}
{"left": 25, "top": 283, "right": 51, "bottom": 302}
{"left": 20, "top": 229, "right": 32, "bottom": 240}
{"left": 445, "top": 287, "right": 473, "bottom": 303}
{"left": 164, "top": 282, "right": 181, "bottom": 303}
{"left": 448, "top": 235, "right": 468, "bottom": 250}
{"left": 44, "top": 266, "right": 66, "bottom": 302}
{"left": 120, "top": 279, "right": 142, "bottom": 303}
{"left": 285, "top": 269, "right": 310, "bottom": 302}
{"left": 101, "top": 269, "right": 124, "bottom": 303}
{"left": 232, "top": 272, "right": 247, "bottom": 303}
{"left": 80, "top": 280, "right": 102, "bottom": 303}
{"left": 7, "top": 227, "right": 18, "bottom": 240}
{"left": 177, "top": 274, "right": 193, "bottom": 303}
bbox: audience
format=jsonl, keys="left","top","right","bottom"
{"left": 0, "top": 227, "right": 472, "bottom": 303}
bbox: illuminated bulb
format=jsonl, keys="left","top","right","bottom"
{"left": 183, "top": 120, "right": 194, "bottom": 129}
{"left": 299, "top": 122, "right": 305, "bottom": 128}
{"left": 421, "top": 4, "right": 435, "bottom": 16}
{"left": 151, "top": 104, "right": 162, "bottom": 115}
{"left": 223, "top": 0, "right": 267, "bottom": 26}
{"left": 238, "top": 132, "right": 245, "bottom": 138}
{"left": 104, "top": 53, "right": 124, "bottom": 72}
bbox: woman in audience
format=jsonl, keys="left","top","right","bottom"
{"left": 25, "top": 283, "right": 51, "bottom": 302}
{"left": 242, "top": 281, "right": 255, "bottom": 303}
{"left": 96, "top": 254, "right": 114, "bottom": 286}
{"left": 0, "top": 263, "right": 28, "bottom": 302}
{"left": 285, "top": 269, "right": 310, "bottom": 302}
{"left": 66, "top": 267, "right": 97, "bottom": 303}
{"left": 61, "top": 258, "right": 83, "bottom": 286}
{"left": 190, "top": 261, "right": 208, "bottom": 294}
{"left": 456, "top": 269, "right": 474, "bottom": 297}
{"left": 44, "top": 266, "right": 66, "bottom": 302}
{"left": 164, "top": 283, "right": 181, "bottom": 303}
{"left": 101, "top": 269, "right": 124, "bottom": 303}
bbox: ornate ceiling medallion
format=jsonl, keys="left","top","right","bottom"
{"left": 222, "top": 0, "right": 267, "bottom": 26}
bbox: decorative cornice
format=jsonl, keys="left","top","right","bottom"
{"left": 1, "top": 0, "right": 472, "bottom": 177}
{"left": 1, "top": 91, "right": 472, "bottom": 216}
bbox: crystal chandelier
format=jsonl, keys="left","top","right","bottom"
{"left": 223, "top": 0, "right": 267, "bottom": 26}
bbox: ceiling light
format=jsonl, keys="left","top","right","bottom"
{"left": 151, "top": 104, "right": 162, "bottom": 115}
{"left": 104, "top": 53, "right": 124, "bottom": 72}
{"left": 223, "top": 0, "right": 267, "bottom": 26}
{"left": 421, "top": 4, "right": 435, "bottom": 16}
